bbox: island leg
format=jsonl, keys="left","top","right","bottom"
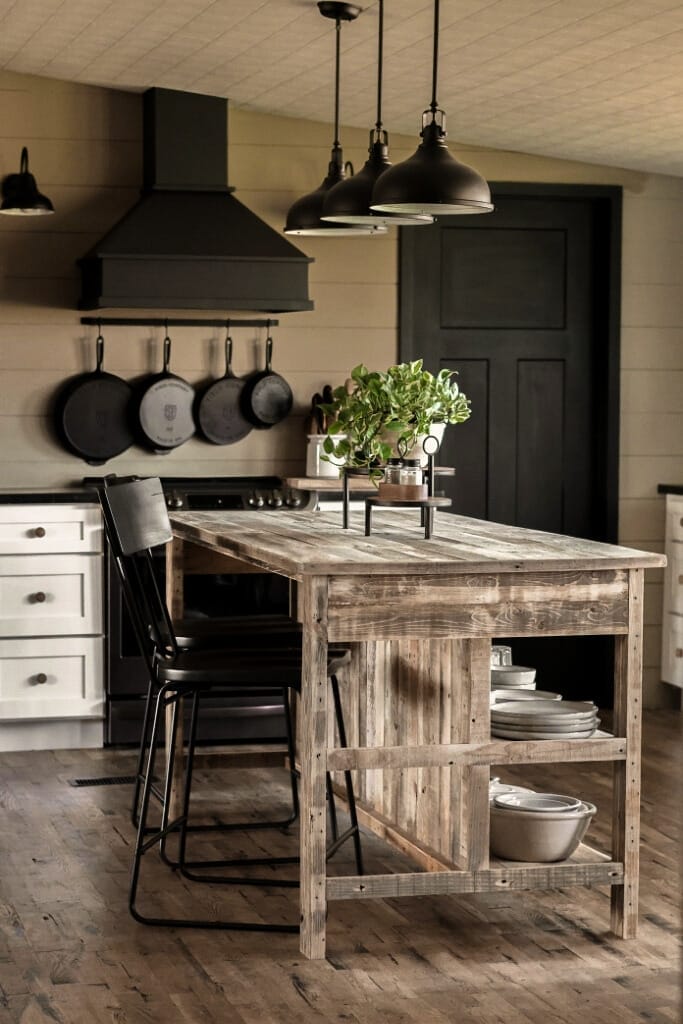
{"left": 611, "top": 567, "right": 644, "bottom": 937}
{"left": 165, "top": 536, "right": 186, "bottom": 820}
{"left": 299, "top": 575, "right": 330, "bottom": 960}
{"left": 453, "top": 639, "right": 491, "bottom": 868}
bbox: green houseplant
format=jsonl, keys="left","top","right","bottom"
{"left": 321, "top": 360, "right": 471, "bottom": 476}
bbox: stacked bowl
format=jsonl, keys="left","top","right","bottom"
{"left": 490, "top": 663, "right": 537, "bottom": 690}
{"left": 490, "top": 790, "right": 597, "bottom": 861}
{"left": 491, "top": 699, "right": 600, "bottom": 740}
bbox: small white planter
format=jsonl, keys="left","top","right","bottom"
{"left": 380, "top": 421, "right": 446, "bottom": 467}
{"left": 306, "top": 434, "right": 346, "bottom": 478}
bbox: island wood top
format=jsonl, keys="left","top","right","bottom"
{"left": 169, "top": 509, "right": 666, "bottom": 579}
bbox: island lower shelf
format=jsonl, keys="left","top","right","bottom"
{"left": 327, "top": 843, "right": 622, "bottom": 901}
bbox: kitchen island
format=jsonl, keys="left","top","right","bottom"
{"left": 167, "top": 509, "right": 665, "bottom": 960}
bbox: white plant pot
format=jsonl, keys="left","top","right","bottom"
{"left": 380, "top": 422, "right": 446, "bottom": 467}
{"left": 306, "top": 434, "right": 346, "bottom": 478}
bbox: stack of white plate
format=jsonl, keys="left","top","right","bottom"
{"left": 490, "top": 688, "right": 561, "bottom": 705}
{"left": 490, "top": 664, "right": 537, "bottom": 690}
{"left": 491, "top": 699, "right": 600, "bottom": 740}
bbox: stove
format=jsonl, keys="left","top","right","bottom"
{"left": 82, "top": 475, "right": 316, "bottom": 746}
{"left": 83, "top": 475, "right": 315, "bottom": 513}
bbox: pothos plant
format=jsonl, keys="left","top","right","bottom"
{"left": 320, "top": 360, "right": 471, "bottom": 477}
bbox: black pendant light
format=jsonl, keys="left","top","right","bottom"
{"left": 284, "top": 2, "right": 386, "bottom": 237}
{"left": 0, "top": 147, "right": 55, "bottom": 216}
{"left": 371, "top": 0, "right": 493, "bottom": 217}
{"left": 322, "top": 0, "right": 432, "bottom": 228}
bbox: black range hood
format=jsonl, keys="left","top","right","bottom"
{"left": 79, "top": 88, "right": 313, "bottom": 313}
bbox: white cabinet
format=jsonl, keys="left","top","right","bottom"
{"left": 0, "top": 503, "right": 104, "bottom": 749}
{"left": 661, "top": 493, "right": 683, "bottom": 688}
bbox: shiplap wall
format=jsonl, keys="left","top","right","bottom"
{"left": 1, "top": 70, "right": 681, "bottom": 707}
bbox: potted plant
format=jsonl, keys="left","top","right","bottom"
{"left": 321, "top": 360, "right": 471, "bottom": 477}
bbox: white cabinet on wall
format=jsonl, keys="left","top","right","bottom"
{"left": 661, "top": 493, "right": 683, "bottom": 689}
{"left": 0, "top": 503, "right": 104, "bottom": 751}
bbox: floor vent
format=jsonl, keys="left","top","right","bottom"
{"left": 68, "top": 775, "right": 137, "bottom": 787}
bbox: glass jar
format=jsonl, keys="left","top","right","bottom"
{"left": 399, "top": 458, "right": 422, "bottom": 486}
{"left": 491, "top": 645, "right": 513, "bottom": 667}
{"left": 384, "top": 458, "right": 403, "bottom": 484}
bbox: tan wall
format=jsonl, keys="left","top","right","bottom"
{"left": 1, "top": 70, "right": 681, "bottom": 706}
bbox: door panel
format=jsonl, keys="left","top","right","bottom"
{"left": 401, "top": 186, "right": 621, "bottom": 704}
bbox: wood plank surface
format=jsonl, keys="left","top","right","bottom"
{"left": 169, "top": 509, "right": 666, "bottom": 578}
{"left": 0, "top": 709, "right": 678, "bottom": 1023}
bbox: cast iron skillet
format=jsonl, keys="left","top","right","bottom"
{"left": 136, "top": 333, "right": 196, "bottom": 453}
{"left": 54, "top": 332, "right": 134, "bottom": 465}
{"left": 241, "top": 326, "right": 293, "bottom": 429}
{"left": 196, "top": 326, "right": 252, "bottom": 445}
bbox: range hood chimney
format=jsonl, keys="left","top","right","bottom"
{"left": 79, "top": 88, "right": 313, "bottom": 312}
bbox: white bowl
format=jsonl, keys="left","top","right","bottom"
{"left": 490, "top": 665, "right": 537, "bottom": 687}
{"left": 490, "top": 801, "right": 596, "bottom": 862}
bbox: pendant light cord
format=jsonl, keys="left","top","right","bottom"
{"left": 375, "top": 0, "right": 384, "bottom": 132}
{"left": 333, "top": 17, "right": 341, "bottom": 149}
{"left": 430, "top": 0, "right": 440, "bottom": 116}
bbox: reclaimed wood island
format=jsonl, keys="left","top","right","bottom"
{"left": 167, "top": 508, "right": 665, "bottom": 960}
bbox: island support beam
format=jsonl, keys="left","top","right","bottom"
{"left": 299, "top": 575, "right": 330, "bottom": 960}
{"left": 611, "top": 567, "right": 644, "bottom": 938}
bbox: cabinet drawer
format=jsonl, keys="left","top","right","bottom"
{"left": 662, "top": 613, "right": 683, "bottom": 688}
{"left": 665, "top": 549, "right": 683, "bottom": 614}
{"left": 0, "top": 637, "right": 104, "bottom": 720}
{"left": 0, "top": 505, "right": 102, "bottom": 554}
{"left": 665, "top": 497, "right": 683, "bottom": 543}
{"left": 0, "top": 555, "right": 102, "bottom": 637}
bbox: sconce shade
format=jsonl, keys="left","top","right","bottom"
{"left": 371, "top": 119, "right": 493, "bottom": 216}
{"left": 0, "top": 147, "right": 54, "bottom": 216}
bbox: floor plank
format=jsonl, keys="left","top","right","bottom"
{"left": 0, "top": 710, "right": 679, "bottom": 1023}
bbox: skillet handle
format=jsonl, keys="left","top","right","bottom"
{"left": 96, "top": 331, "right": 104, "bottom": 372}
{"left": 265, "top": 332, "right": 273, "bottom": 372}
{"left": 225, "top": 322, "right": 233, "bottom": 377}
{"left": 163, "top": 334, "right": 171, "bottom": 372}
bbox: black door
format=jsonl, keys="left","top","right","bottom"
{"left": 400, "top": 185, "right": 621, "bottom": 705}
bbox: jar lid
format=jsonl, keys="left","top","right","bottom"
{"left": 402, "top": 458, "right": 421, "bottom": 467}
{"left": 386, "top": 457, "right": 403, "bottom": 465}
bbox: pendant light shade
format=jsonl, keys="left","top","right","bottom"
{"left": 371, "top": 0, "right": 493, "bottom": 217}
{"left": 284, "top": 2, "right": 385, "bottom": 237}
{"left": 0, "top": 147, "right": 54, "bottom": 216}
{"left": 323, "top": 0, "right": 432, "bottom": 228}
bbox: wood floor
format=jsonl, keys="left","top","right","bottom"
{"left": 0, "top": 710, "right": 680, "bottom": 1024}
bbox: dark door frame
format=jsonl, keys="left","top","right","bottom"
{"left": 399, "top": 182, "right": 622, "bottom": 543}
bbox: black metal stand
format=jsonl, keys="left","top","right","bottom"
{"left": 364, "top": 495, "right": 451, "bottom": 539}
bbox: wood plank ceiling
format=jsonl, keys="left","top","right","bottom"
{"left": 0, "top": 0, "right": 682, "bottom": 177}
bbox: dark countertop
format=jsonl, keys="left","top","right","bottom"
{"left": 658, "top": 484, "right": 683, "bottom": 495}
{"left": 0, "top": 488, "right": 98, "bottom": 504}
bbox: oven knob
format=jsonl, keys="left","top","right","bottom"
{"left": 248, "top": 492, "right": 265, "bottom": 508}
{"left": 286, "top": 494, "right": 302, "bottom": 508}
{"left": 167, "top": 496, "right": 184, "bottom": 509}
{"left": 255, "top": 494, "right": 265, "bottom": 508}
{"left": 267, "top": 491, "right": 283, "bottom": 508}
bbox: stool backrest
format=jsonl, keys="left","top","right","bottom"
{"left": 98, "top": 476, "right": 178, "bottom": 664}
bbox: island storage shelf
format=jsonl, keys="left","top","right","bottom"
{"left": 167, "top": 508, "right": 665, "bottom": 960}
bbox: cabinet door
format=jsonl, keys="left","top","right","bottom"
{"left": 0, "top": 555, "right": 103, "bottom": 637}
{"left": 0, "top": 636, "right": 104, "bottom": 720}
{"left": 0, "top": 506, "right": 102, "bottom": 555}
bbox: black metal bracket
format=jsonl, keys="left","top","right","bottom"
{"left": 80, "top": 317, "right": 278, "bottom": 329}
